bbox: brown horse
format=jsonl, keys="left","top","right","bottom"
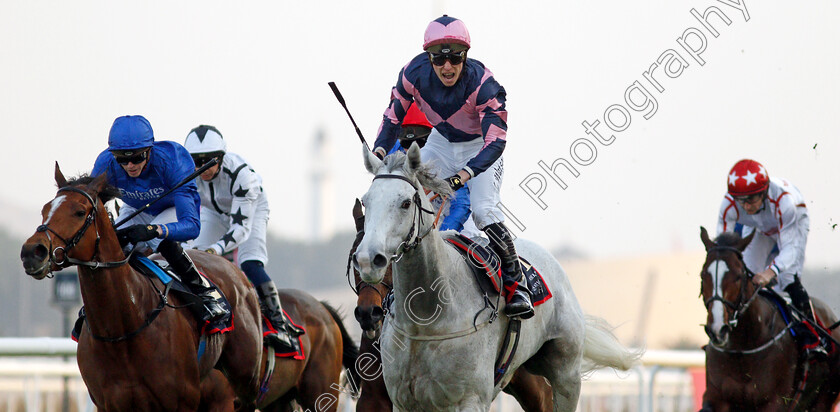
{"left": 243, "top": 296, "right": 360, "bottom": 412}
{"left": 20, "top": 166, "right": 263, "bottom": 411}
{"left": 699, "top": 226, "right": 840, "bottom": 411}
{"left": 349, "top": 199, "right": 553, "bottom": 412}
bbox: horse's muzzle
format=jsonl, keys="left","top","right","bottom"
{"left": 354, "top": 305, "right": 385, "bottom": 336}
{"left": 20, "top": 241, "right": 50, "bottom": 279}
{"left": 705, "top": 323, "right": 730, "bottom": 346}
{"left": 353, "top": 249, "right": 389, "bottom": 284}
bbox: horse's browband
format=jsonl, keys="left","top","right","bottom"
{"left": 373, "top": 174, "right": 418, "bottom": 190}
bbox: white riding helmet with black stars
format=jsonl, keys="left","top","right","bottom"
{"left": 184, "top": 125, "right": 226, "bottom": 156}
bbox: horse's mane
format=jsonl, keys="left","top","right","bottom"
{"left": 64, "top": 174, "right": 121, "bottom": 203}
{"left": 713, "top": 231, "right": 742, "bottom": 248}
{"left": 381, "top": 151, "right": 453, "bottom": 197}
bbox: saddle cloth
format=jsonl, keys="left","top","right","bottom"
{"left": 261, "top": 313, "right": 306, "bottom": 360}
{"left": 444, "top": 233, "right": 553, "bottom": 306}
{"left": 71, "top": 255, "right": 234, "bottom": 341}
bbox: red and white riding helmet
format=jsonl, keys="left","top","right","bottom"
{"left": 423, "top": 15, "right": 471, "bottom": 51}
{"left": 727, "top": 159, "right": 769, "bottom": 197}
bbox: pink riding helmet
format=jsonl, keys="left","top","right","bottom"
{"left": 423, "top": 15, "right": 471, "bottom": 50}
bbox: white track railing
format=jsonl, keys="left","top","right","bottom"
{"left": 0, "top": 338, "right": 708, "bottom": 412}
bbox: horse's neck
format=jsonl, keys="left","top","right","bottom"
{"left": 77, "top": 212, "right": 154, "bottom": 336}
{"left": 391, "top": 232, "right": 482, "bottom": 327}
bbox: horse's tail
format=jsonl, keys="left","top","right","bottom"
{"left": 320, "top": 301, "right": 362, "bottom": 389}
{"left": 581, "top": 314, "right": 644, "bottom": 373}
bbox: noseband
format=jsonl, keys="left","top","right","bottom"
{"left": 704, "top": 245, "right": 759, "bottom": 329}
{"left": 371, "top": 174, "right": 436, "bottom": 262}
{"left": 37, "top": 186, "right": 130, "bottom": 272}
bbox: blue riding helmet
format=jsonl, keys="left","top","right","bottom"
{"left": 107, "top": 115, "right": 155, "bottom": 152}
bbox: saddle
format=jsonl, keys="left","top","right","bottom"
{"left": 443, "top": 233, "right": 553, "bottom": 306}
{"left": 71, "top": 255, "right": 234, "bottom": 341}
{"left": 760, "top": 289, "right": 834, "bottom": 355}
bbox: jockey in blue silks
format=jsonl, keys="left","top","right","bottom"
{"left": 92, "top": 115, "right": 227, "bottom": 321}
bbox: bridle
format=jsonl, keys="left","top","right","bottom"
{"left": 36, "top": 186, "right": 131, "bottom": 274}
{"left": 703, "top": 245, "right": 760, "bottom": 330}
{"left": 37, "top": 185, "right": 173, "bottom": 343}
{"left": 371, "top": 173, "right": 436, "bottom": 262}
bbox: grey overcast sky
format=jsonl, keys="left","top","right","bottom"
{"left": 2, "top": 0, "right": 838, "bottom": 267}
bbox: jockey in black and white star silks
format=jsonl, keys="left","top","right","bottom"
{"left": 185, "top": 125, "right": 302, "bottom": 352}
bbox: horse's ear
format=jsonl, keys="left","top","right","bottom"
{"left": 737, "top": 229, "right": 755, "bottom": 251}
{"left": 363, "top": 146, "right": 383, "bottom": 174}
{"left": 700, "top": 226, "right": 715, "bottom": 251}
{"left": 90, "top": 173, "right": 110, "bottom": 201}
{"left": 352, "top": 198, "right": 365, "bottom": 232}
{"left": 405, "top": 142, "right": 422, "bottom": 173}
{"left": 54, "top": 162, "right": 68, "bottom": 188}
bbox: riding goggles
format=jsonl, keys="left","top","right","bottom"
{"left": 191, "top": 154, "right": 220, "bottom": 168}
{"left": 734, "top": 193, "right": 764, "bottom": 205}
{"left": 429, "top": 50, "right": 466, "bottom": 66}
{"left": 113, "top": 150, "right": 149, "bottom": 165}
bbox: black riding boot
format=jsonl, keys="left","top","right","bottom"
{"left": 158, "top": 240, "right": 228, "bottom": 322}
{"left": 484, "top": 222, "right": 534, "bottom": 319}
{"left": 257, "top": 282, "right": 304, "bottom": 352}
{"left": 785, "top": 277, "right": 827, "bottom": 360}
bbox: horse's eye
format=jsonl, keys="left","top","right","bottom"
{"left": 400, "top": 199, "right": 412, "bottom": 209}
{"left": 74, "top": 210, "right": 86, "bottom": 218}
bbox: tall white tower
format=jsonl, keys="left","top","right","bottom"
{"left": 311, "top": 128, "right": 335, "bottom": 241}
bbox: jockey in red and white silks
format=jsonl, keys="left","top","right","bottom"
{"left": 717, "top": 173, "right": 809, "bottom": 292}
{"left": 717, "top": 158, "right": 826, "bottom": 358}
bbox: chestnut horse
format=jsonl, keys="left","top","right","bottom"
{"left": 699, "top": 227, "right": 840, "bottom": 411}
{"left": 349, "top": 199, "right": 553, "bottom": 411}
{"left": 20, "top": 166, "right": 263, "bottom": 411}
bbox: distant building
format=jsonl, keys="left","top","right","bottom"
{"left": 310, "top": 128, "right": 335, "bottom": 241}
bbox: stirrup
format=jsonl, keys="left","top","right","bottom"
{"left": 265, "top": 330, "right": 299, "bottom": 353}
{"left": 504, "top": 290, "right": 534, "bottom": 319}
{"left": 201, "top": 299, "right": 228, "bottom": 322}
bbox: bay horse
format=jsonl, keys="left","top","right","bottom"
{"left": 348, "top": 199, "right": 553, "bottom": 411}
{"left": 353, "top": 146, "right": 640, "bottom": 411}
{"left": 20, "top": 165, "right": 263, "bottom": 411}
{"left": 699, "top": 226, "right": 840, "bottom": 411}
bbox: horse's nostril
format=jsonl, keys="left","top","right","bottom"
{"left": 372, "top": 254, "right": 387, "bottom": 268}
{"left": 371, "top": 306, "right": 384, "bottom": 322}
{"left": 354, "top": 307, "right": 364, "bottom": 322}
{"left": 33, "top": 244, "right": 48, "bottom": 260}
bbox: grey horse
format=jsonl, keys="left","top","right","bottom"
{"left": 353, "top": 144, "right": 641, "bottom": 412}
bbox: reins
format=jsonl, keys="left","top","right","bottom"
{"left": 704, "top": 244, "right": 787, "bottom": 354}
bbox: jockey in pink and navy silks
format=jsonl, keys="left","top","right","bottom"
{"left": 716, "top": 158, "right": 825, "bottom": 358}
{"left": 91, "top": 115, "right": 227, "bottom": 322}
{"left": 373, "top": 15, "right": 534, "bottom": 320}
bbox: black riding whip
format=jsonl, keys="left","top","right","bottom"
{"left": 328, "top": 81, "right": 371, "bottom": 152}
{"left": 114, "top": 157, "right": 218, "bottom": 229}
